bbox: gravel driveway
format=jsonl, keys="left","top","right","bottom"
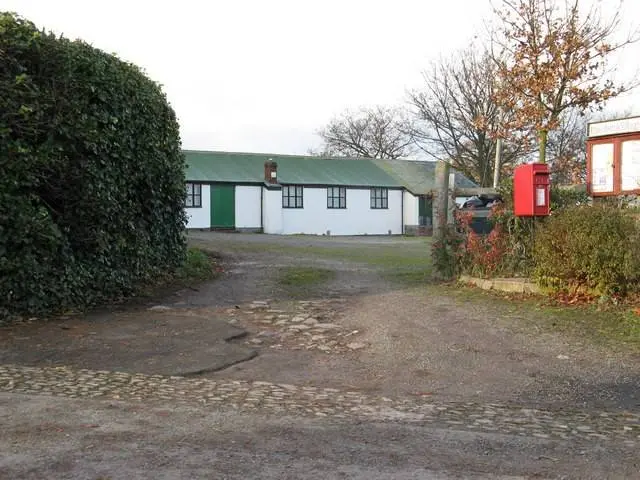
{"left": 1, "top": 231, "right": 639, "bottom": 478}
{"left": 183, "top": 232, "right": 640, "bottom": 411}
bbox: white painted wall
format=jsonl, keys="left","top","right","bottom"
{"left": 235, "top": 186, "right": 262, "bottom": 229}
{"left": 186, "top": 184, "right": 210, "bottom": 229}
{"left": 262, "top": 187, "right": 283, "bottom": 234}
{"left": 281, "top": 187, "right": 402, "bottom": 235}
{"left": 403, "top": 191, "right": 419, "bottom": 227}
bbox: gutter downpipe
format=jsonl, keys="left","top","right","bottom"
{"left": 260, "top": 185, "right": 264, "bottom": 233}
{"left": 401, "top": 188, "right": 404, "bottom": 235}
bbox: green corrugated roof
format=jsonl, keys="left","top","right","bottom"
{"left": 372, "top": 159, "right": 477, "bottom": 195}
{"left": 184, "top": 150, "right": 477, "bottom": 193}
{"left": 184, "top": 151, "right": 404, "bottom": 187}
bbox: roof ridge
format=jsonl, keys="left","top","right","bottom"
{"left": 183, "top": 149, "right": 310, "bottom": 158}
{"left": 183, "top": 149, "right": 428, "bottom": 163}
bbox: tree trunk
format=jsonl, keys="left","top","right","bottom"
{"left": 538, "top": 130, "right": 548, "bottom": 163}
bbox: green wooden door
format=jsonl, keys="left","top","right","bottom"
{"left": 418, "top": 196, "right": 432, "bottom": 226}
{"left": 210, "top": 184, "right": 235, "bottom": 228}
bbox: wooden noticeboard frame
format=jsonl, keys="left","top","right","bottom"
{"left": 586, "top": 117, "right": 640, "bottom": 197}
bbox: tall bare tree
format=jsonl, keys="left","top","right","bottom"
{"left": 491, "top": 0, "right": 638, "bottom": 163}
{"left": 547, "top": 108, "right": 587, "bottom": 184}
{"left": 315, "top": 106, "right": 413, "bottom": 159}
{"left": 407, "top": 48, "right": 531, "bottom": 186}
{"left": 547, "top": 107, "right": 636, "bottom": 184}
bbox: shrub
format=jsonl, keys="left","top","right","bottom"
{"left": 176, "top": 249, "right": 218, "bottom": 281}
{"left": 533, "top": 205, "right": 640, "bottom": 296}
{"left": 433, "top": 207, "right": 522, "bottom": 280}
{"left": 0, "top": 13, "right": 186, "bottom": 318}
{"left": 480, "top": 179, "right": 592, "bottom": 278}
{"left": 484, "top": 203, "right": 537, "bottom": 277}
{"left": 550, "top": 185, "right": 590, "bottom": 211}
{"left": 450, "top": 182, "right": 590, "bottom": 280}
{"left": 432, "top": 224, "right": 464, "bottom": 280}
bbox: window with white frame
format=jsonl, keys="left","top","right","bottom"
{"left": 186, "top": 182, "right": 202, "bottom": 208}
{"left": 327, "top": 187, "right": 346, "bottom": 209}
{"left": 282, "top": 185, "right": 303, "bottom": 208}
{"left": 370, "top": 188, "right": 388, "bottom": 209}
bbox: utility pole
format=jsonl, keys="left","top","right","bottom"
{"left": 493, "top": 138, "right": 502, "bottom": 188}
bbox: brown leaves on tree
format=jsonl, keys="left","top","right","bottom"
{"left": 491, "top": 0, "right": 637, "bottom": 163}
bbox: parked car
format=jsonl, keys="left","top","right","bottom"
{"left": 461, "top": 194, "right": 503, "bottom": 209}
{"left": 459, "top": 194, "right": 504, "bottom": 234}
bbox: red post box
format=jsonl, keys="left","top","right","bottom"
{"left": 513, "top": 163, "right": 550, "bottom": 216}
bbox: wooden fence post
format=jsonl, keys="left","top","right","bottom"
{"left": 433, "top": 160, "right": 450, "bottom": 241}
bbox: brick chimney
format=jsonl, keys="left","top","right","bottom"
{"left": 264, "top": 159, "right": 278, "bottom": 184}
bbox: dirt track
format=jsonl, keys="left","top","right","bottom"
{"left": 188, "top": 232, "right": 640, "bottom": 411}
{"left": 1, "top": 232, "right": 639, "bottom": 479}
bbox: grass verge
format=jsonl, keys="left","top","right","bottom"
{"left": 190, "top": 235, "right": 434, "bottom": 287}
{"left": 304, "top": 245, "right": 433, "bottom": 287}
{"left": 443, "top": 284, "right": 640, "bottom": 352}
{"left": 278, "top": 266, "right": 335, "bottom": 286}
{"left": 136, "top": 247, "right": 221, "bottom": 299}
{"left": 387, "top": 268, "right": 433, "bottom": 287}
{"left": 174, "top": 248, "right": 221, "bottom": 282}
{"left": 277, "top": 266, "right": 336, "bottom": 297}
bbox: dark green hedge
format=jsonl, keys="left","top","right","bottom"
{"left": 534, "top": 205, "right": 640, "bottom": 296}
{"left": 0, "top": 13, "right": 187, "bottom": 318}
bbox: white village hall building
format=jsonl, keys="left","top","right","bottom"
{"left": 184, "top": 151, "right": 476, "bottom": 235}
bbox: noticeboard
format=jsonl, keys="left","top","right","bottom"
{"left": 590, "top": 143, "right": 614, "bottom": 193}
{"left": 587, "top": 117, "right": 640, "bottom": 196}
{"left": 621, "top": 140, "right": 640, "bottom": 192}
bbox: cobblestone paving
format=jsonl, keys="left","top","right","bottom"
{"left": 1, "top": 364, "right": 638, "bottom": 445}
{"left": 188, "top": 299, "right": 367, "bottom": 353}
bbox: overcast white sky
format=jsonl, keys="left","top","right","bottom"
{"left": 3, "top": 0, "right": 640, "bottom": 155}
